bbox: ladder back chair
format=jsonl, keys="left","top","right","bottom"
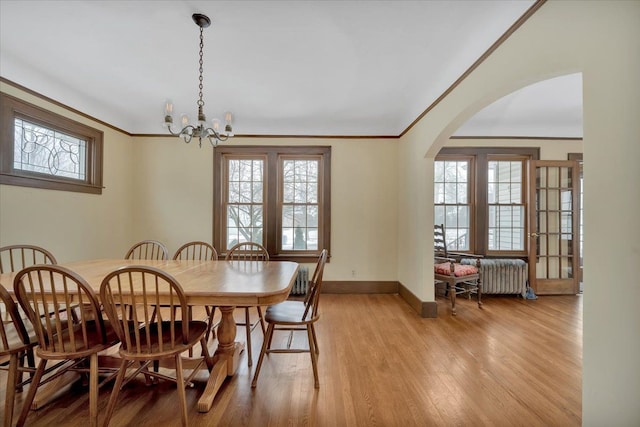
{"left": 252, "top": 249, "right": 328, "bottom": 388}
{"left": 0, "top": 284, "right": 37, "bottom": 427}
{"left": 0, "top": 244, "right": 57, "bottom": 274}
{"left": 225, "top": 242, "right": 269, "bottom": 367}
{"left": 99, "top": 265, "right": 212, "bottom": 427}
{"left": 12, "top": 265, "right": 120, "bottom": 427}
{"left": 173, "top": 241, "right": 219, "bottom": 343}
{"left": 124, "top": 240, "right": 169, "bottom": 261}
{"left": 434, "top": 224, "right": 483, "bottom": 315}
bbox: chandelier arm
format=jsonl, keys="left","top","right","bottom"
{"left": 167, "top": 125, "right": 196, "bottom": 136}
{"left": 166, "top": 123, "right": 184, "bottom": 137}
{"left": 204, "top": 127, "right": 229, "bottom": 142}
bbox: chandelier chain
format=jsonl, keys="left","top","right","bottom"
{"left": 198, "top": 26, "right": 204, "bottom": 108}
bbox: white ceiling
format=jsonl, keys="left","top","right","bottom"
{"left": 0, "top": 0, "right": 582, "bottom": 138}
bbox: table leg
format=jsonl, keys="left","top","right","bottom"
{"left": 197, "top": 305, "right": 243, "bottom": 412}
{"left": 30, "top": 370, "right": 80, "bottom": 409}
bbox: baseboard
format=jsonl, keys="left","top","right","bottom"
{"left": 321, "top": 280, "right": 437, "bottom": 318}
{"left": 322, "top": 281, "right": 399, "bottom": 294}
{"left": 398, "top": 282, "right": 438, "bottom": 318}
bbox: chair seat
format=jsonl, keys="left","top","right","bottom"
{"left": 36, "top": 319, "right": 119, "bottom": 359}
{"left": 1, "top": 318, "right": 36, "bottom": 353}
{"left": 434, "top": 262, "right": 478, "bottom": 277}
{"left": 265, "top": 300, "right": 313, "bottom": 324}
{"left": 118, "top": 320, "right": 208, "bottom": 359}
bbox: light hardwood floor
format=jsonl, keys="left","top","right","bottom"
{"left": 1, "top": 294, "right": 582, "bottom": 426}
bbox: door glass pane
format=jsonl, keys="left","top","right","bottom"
{"left": 536, "top": 256, "right": 548, "bottom": 278}
{"left": 548, "top": 257, "right": 560, "bottom": 279}
{"left": 548, "top": 167, "right": 559, "bottom": 187}
{"left": 560, "top": 167, "right": 572, "bottom": 188}
{"left": 561, "top": 257, "right": 573, "bottom": 278}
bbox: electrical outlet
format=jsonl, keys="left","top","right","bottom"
{"left": 351, "top": 269, "right": 356, "bottom": 277}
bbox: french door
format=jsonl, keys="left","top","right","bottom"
{"left": 528, "top": 161, "right": 580, "bottom": 295}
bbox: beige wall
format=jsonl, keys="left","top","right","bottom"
{"left": 398, "top": 1, "right": 639, "bottom": 424}
{"left": 0, "top": 82, "right": 135, "bottom": 262}
{"left": 130, "top": 136, "right": 399, "bottom": 282}
{"left": 0, "top": 94, "right": 400, "bottom": 282}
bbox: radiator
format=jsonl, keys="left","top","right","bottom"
{"left": 291, "top": 266, "right": 310, "bottom": 295}
{"left": 461, "top": 258, "right": 527, "bottom": 297}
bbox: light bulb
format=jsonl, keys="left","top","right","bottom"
{"left": 163, "top": 99, "right": 174, "bottom": 116}
{"left": 211, "top": 118, "right": 221, "bottom": 133}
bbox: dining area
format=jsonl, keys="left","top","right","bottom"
{"left": 0, "top": 243, "right": 328, "bottom": 427}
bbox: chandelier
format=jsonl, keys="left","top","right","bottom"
{"left": 163, "top": 13, "right": 233, "bottom": 147}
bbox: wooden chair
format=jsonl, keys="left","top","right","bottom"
{"left": 0, "top": 244, "right": 70, "bottom": 323}
{"left": 12, "top": 265, "right": 120, "bottom": 427}
{"left": 225, "top": 242, "right": 269, "bottom": 367}
{"left": 99, "top": 266, "right": 212, "bottom": 427}
{"left": 173, "top": 241, "right": 218, "bottom": 262}
{"left": 251, "top": 249, "right": 328, "bottom": 388}
{"left": 124, "top": 240, "right": 169, "bottom": 260}
{"left": 434, "top": 224, "right": 483, "bottom": 315}
{"left": 0, "top": 244, "right": 57, "bottom": 273}
{"left": 173, "top": 241, "right": 218, "bottom": 342}
{"left": 0, "top": 284, "right": 37, "bottom": 427}
{"left": 124, "top": 240, "right": 169, "bottom": 322}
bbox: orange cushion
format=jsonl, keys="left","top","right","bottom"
{"left": 434, "top": 262, "right": 478, "bottom": 277}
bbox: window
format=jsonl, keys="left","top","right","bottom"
{"left": 214, "top": 146, "right": 330, "bottom": 261}
{"left": 225, "top": 157, "right": 265, "bottom": 246}
{"left": 434, "top": 157, "right": 473, "bottom": 251}
{"left": 281, "top": 157, "right": 320, "bottom": 251}
{"left": 487, "top": 157, "right": 526, "bottom": 251}
{"left": 434, "top": 147, "right": 538, "bottom": 256}
{"left": 0, "top": 92, "right": 103, "bottom": 194}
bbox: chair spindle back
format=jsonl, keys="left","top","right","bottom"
{"left": 100, "top": 266, "right": 190, "bottom": 356}
{"left": 13, "top": 265, "right": 108, "bottom": 356}
{"left": 0, "top": 245, "right": 57, "bottom": 274}
{"left": 124, "top": 240, "right": 169, "bottom": 261}
{"left": 173, "top": 241, "right": 218, "bottom": 261}
{"left": 225, "top": 242, "right": 269, "bottom": 261}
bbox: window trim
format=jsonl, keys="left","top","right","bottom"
{"left": 436, "top": 147, "right": 539, "bottom": 257}
{"left": 213, "top": 145, "right": 331, "bottom": 262}
{"left": 0, "top": 92, "right": 104, "bottom": 194}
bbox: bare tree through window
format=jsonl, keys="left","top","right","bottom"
{"left": 226, "top": 158, "right": 264, "bottom": 247}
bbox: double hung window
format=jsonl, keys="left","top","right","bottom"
{"left": 434, "top": 157, "right": 473, "bottom": 251}
{"left": 214, "top": 146, "right": 330, "bottom": 261}
{"left": 434, "top": 147, "right": 538, "bottom": 256}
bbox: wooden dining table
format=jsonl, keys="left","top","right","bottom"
{"left": 0, "top": 258, "right": 299, "bottom": 412}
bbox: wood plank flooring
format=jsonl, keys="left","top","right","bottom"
{"left": 1, "top": 294, "right": 582, "bottom": 426}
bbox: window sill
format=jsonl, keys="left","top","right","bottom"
{"left": 0, "top": 173, "right": 103, "bottom": 194}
